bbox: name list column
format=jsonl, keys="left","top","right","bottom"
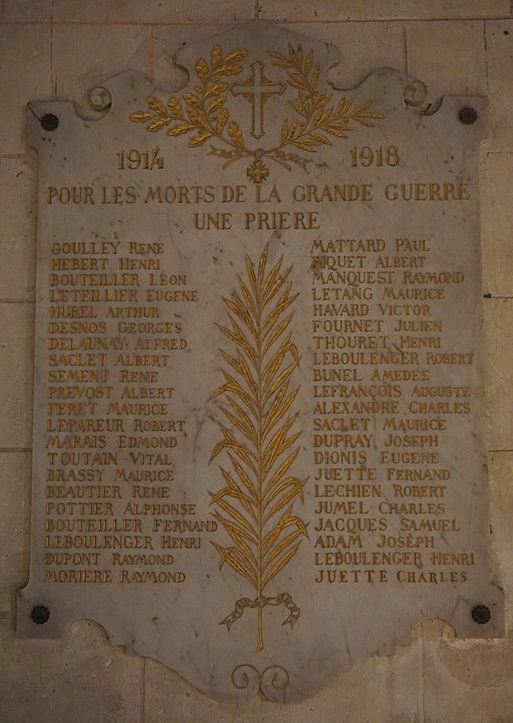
{"left": 310, "top": 234, "right": 475, "bottom": 586}
{"left": 43, "top": 237, "right": 213, "bottom": 585}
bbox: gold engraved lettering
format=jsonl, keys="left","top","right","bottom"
{"left": 45, "top": 569, "right": 112, "bottom": 583}
{"left": 295, "top": 184, "right": 374, "bottom": 203}
{"left": 384, "top": 182, "right": 471, "bottom": 202}
{"left": 100, "top": 185, "right": 138, "bottom": 204}
{"left": 47, "top": 186, "right": 96, "bottom": 205}
{"left": 244, "top": 210, "right": 320, "bottom": 230}
{"left": 116, "top": 147, "right": 164, "bottom": 171}
{"left": 119, "top": 570, "right": 185, "bottom": 583}
{"left": 396, "top": 570, "right": 468, "bottom": 583}
{"left": 119, "top": 257, "right": 160, "bottom": 271}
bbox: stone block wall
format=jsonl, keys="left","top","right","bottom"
{"left": 2, "top": 2, "right": 513, "bottom": 720}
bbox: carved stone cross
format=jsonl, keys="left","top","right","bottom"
{"left": 230, "top": 59, "right": 286, "bottom": 139}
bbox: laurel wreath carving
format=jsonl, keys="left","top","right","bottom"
{"left": 209, "top": 244, "right": 308, "bottom": 651}
{"left": 130, "top": 44, "right": 383, "bottom": 183}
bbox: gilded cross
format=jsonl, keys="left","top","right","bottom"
{"left": 230, "top": 59, "right": 286, "bottom": 139}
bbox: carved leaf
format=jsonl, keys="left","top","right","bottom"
{"left": 281, "top": 119, "right": 289, "bottom": 145}
{"left": 227, "top": 120, "right": 244, "bottom": 148}
{"left": 352, "top": 100, "right": 385, "bottom": 126}
{"left": 147, "top": 117, "right": 173, "bottom": 131}
{"left": 217, "top": 64, "right": 245, "bottom": 76}
{"left": 334, "top": 98, "right": 353, "bottom": 117}
{"left": 290, "top": 99, "right": 307, "bottom": 118}
{"left": 206, "top": 96, "right": 226, "bottom": 116}
{"left": 166, "top": 123, "right": 196, "bottom": 136}
{"left": 167, "top": 95, "right": 183, "bottom": 116}
{"left": 323, "top": 122, "right": 350, "bottom": 138}
{"left": 215, "top": 108, "right": 229, "bottom": 133}
{"left": 310, "top": 130, "right": 332, "bottom": 145}
{"left": 266, "top": 43, "right": 384, "bottom": 174}
{"left": 188, "top": 132, "right": 213, "bottom": 147}
{"left": 129, "top": 110, "right": 153, "bottom": 123}
{"left": 183, "top": 92, "right": 202, "bottom": 108}
{"left": 195, "top": 58, "right": 209, "bottom": 82}
{"left": 147, "top": 96, "right": 167, "bottom": 114}
{"left": 223, "top": 49, "right": 247, "bottom": 64}
{"left": 211, "top": 44, "right": 223, "bottom": 69}
{"left": 205, "top": 81, "right": 229, "bottom": 97}
{"left": 287, "top": 73, "right": 310, "bottom": 92}
{"left": 291, "top": 137, "right": 318, "bottom": 150}
{"left": 267, "top": 50, "right": 296, "bottom": 69}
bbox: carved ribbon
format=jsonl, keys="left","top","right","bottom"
{"left": 220, "top": 592, "right": 300, "bottom": 630}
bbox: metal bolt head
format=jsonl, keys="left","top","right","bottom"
{"left": 459, "top": 107, "right": 478, "bottom": 125}
{"left": 471, "top": 604, "right": 491, "bottom": 624}
{"left": 41, "top": 114, "right": 59, "bottom": 132}
{"left": 31, "top": 605, "right": 50, "bottom": 624}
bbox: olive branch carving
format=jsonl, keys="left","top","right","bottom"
{"left": 130, "top": 45, "right": 248, "bottom": 150}
{"left": 269, "top": 44, "right": 384, "bottom": 154}
{"left": 209, "top": 244, "right": 308, "bottom": 651}
{"left": 130, "top": 44, "right": 383, "bottom": 183}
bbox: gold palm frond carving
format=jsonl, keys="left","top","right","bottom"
{"left": 209, "top": 244, "right": 308, "bottom": 651}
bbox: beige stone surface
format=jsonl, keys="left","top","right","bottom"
{"left": 488, "top": 451, "right": 513, "bottom": 624}
{"left": 0, "top": 24, "right": 52, "bottom": 154}
{"left": 405, "top": 21, "right": 487, "bottom": 99}
{"left": 289, "top": 21, "right": 405, "bottom": 90}
{"left": 0, "top": 303, "right": 34, "bottom": 449}
{"left": 150, "top": 25, "right": 228, "bottom": 89}
{"left": 52, "top": 24, "right": 151, "bottom": 103}
{"left": 1, "top": 4, "right": 513, "bottom": 722}
{"left": 131, "top": 622, "right": 513, "bottom": 721}
{"left": 3, "top": 0, "right": 52, "bottom": 22}
{"left": 481, "top": 151, "right": 513, "bottom": 296}
{"left": 484, "top": 299, "right": 513, "bottom": 450}
{"left": 0, "top": 452, "right": 31, "bottom": 611}
{"left": 143, "top": 652, "right": 397, "bottom": 722}
{"left": 3, "top": 0, "right": 255, "bottom": 22}
{"left": 486, "top": 20, "right": 513, "bottom": 142}
{"left": 0, "top": 620, "right": 143, "bottom": 723}
{"left": 258, "top": 0, "right": 510, "bottom": 22}
{"left": 143, "top": 658, "right": 263, "bottom": 723}
{"left": 0, "top": 156, "right": 37, "bottom": 301}
{"left": 418, "top": 621, "right": 513, "bottom": 721}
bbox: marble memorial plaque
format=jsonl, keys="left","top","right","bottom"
{"left": 18, "top": 23, "right": 503, "bottom": 702}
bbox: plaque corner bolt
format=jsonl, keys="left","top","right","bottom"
{"left": 458, "top": 107, "right": 478, "bottom": 125}
{"left": 471, "top": 604, "right": 491, "bottom": 625}
{"left": 40, "top": 113, "right": 59, "bottom": 132}
{"left": 30, "top": 605, "right": 50, "bottom": 625}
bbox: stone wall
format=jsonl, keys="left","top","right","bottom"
{"left": 2, "top": 1, "right": 513, "bottom": 720}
